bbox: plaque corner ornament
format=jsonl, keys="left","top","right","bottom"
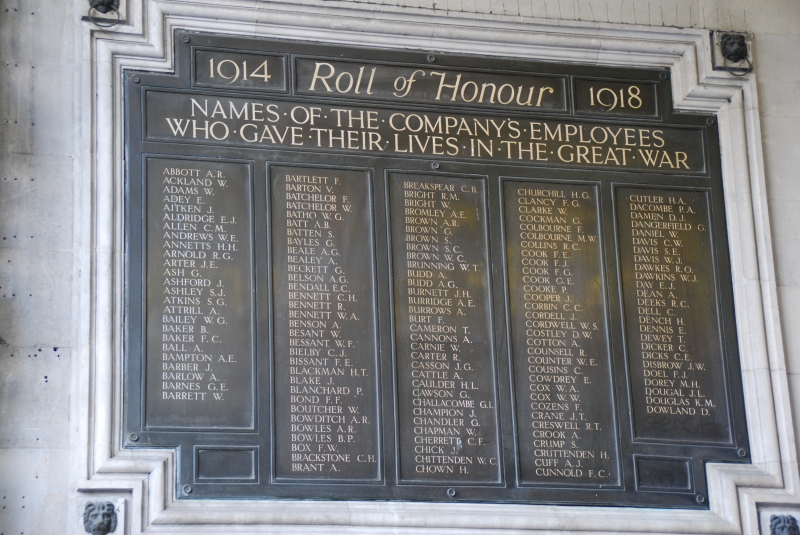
{"left": 82, "top": 501, "right": 118, "bottom": 535}
{"left": 770, "top": 515, "right": 800, "bottom": 535}
{"left": 86, "top": 0, "right": 120, "bottom": 27}
{"left": 712, "top": 30, "right": 753, "bottom": 76}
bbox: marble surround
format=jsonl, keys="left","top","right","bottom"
{"left": 68, "top": 0, "right": 800, "bottom": 532}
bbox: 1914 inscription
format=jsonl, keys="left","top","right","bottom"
{"left": 145, "top": 157, "right": 254, "bottom": 429}
{"left": 616, "top": 187, "right": 731, "bottom": 442}
{"left": 271, "top": 165, "right": 381, "bottom": 480}
{"left": 504, "top": 181, "right": 618, "bottom": 484}
{"left": 389, "top": 173, "right": 502, "bottom": 483}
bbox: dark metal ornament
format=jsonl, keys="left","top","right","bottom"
{"left": 87, "top": 0, "right": 120, "bottom": 27}
{"left": 82, "top": 502, "right": 118, "bottom": 535}
{"left": 720, "top": 33, "right": 752, "bottom": 76}
{"left": 771, "top": 515, "right": 800, "bottom": 535}
{"left": 89, "top": 0, "right": 118, "bottom": 14}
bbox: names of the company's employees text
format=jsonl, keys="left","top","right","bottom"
{"left": 504, "top": 181, "right": 618, "bottom": 485}
{"left": 145, "top": 91, "right": 705, "bottom": 173}
{"left": 616, "top": 187, "right": 731, "bottom": 442}
{"left": 146, "top": 158, "right": 254, "bottom": 428}
{"left": 271, "top": 166, "right": 381, "bottom": 480}
{"left": 389, "top": 173, "right": 501, "bottom": 483}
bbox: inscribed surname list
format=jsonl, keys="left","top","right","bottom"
{"left": 389, "top": 173, "right": 502, "bottom": 484}
{"left": 271, "top": 166, "right": 381, "bottom": 480}
{"left": 145, "top": 157, "right": 255, "bottom": 429}
{"left": 504, "top": 181, "right": 618, "bottom": 485}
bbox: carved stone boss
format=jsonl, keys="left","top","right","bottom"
{"left": 122, "top": 31, "right": 749, "bottom": 507}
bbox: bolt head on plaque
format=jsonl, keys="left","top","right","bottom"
{"left": 446, "top": 488, "right": 456, "bottom": 498}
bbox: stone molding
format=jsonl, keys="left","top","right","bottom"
{"left": 70, "top": 0, "right": 799, "bottom": 532}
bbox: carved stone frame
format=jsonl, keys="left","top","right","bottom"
{"left": 70, "top": 0, "right": 799, "bottom": 532}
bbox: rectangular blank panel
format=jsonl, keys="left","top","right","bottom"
{"left": 196, "top": 448, "right": 257, "bottom": 481}
{"left": 636, "top": 457, "right": 691, "bottom": 491}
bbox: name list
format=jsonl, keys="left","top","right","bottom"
{"left": 271, "top": 166, "right": 381, "bottom": 480}
{"left": 389, "top": 173, "right": 502, "bottom": 483}
{"left": 504, "top": 181, "right": 618, "bottom": 484}
{"left": 616, "top": 187, "right": 731, "bottom": 442}
{"left": 145, "top": 158, "right": 254, "bottom": 429}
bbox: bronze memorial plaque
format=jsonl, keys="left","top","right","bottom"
{"left": 124, "top": 31, "right": 748, "bottom": 507}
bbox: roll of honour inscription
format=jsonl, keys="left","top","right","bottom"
{"left": 504, "top": 181, "right": 618, "bottom": 484}
{"left": 126, "top": 35, "right": 749, "bottom": 504}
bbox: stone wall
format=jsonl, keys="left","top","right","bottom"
{"left": 0, "top": 0, "right": 77, "bottom": 532}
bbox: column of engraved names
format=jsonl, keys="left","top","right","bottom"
{"left": 272, "top": 166, "right": 380, "bottom": 480}
{"left": 390, "top": 173, "right": 501, "bottom": 483}
{"left": 146, "top": 158, "right": 254, "bottom": 428}
{"left": 504, "top": 182, "right": 617, "bottom": 484}
{"left": 617, "top": 188, "right": 730, "bottom": 442}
